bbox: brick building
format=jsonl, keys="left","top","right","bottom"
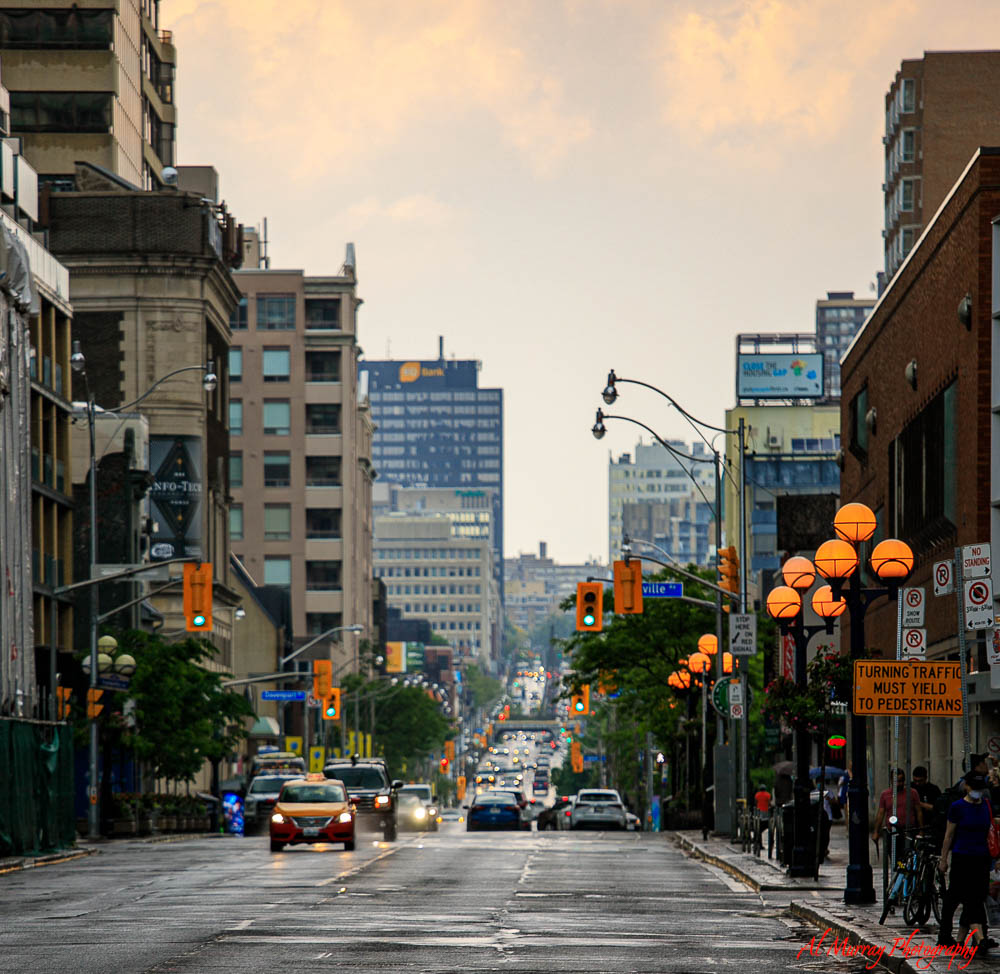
{"left": 841, "top": 147, "right": 1000, "bottom": 784}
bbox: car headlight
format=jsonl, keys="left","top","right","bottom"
{"left": 337, "top": 812, "right": 353, "bottom": 824}
{"left": 271, "top": 813, "right": 285, "bottom": 824}
{"left": 414, "top": 807, "right": 426, "bottom": 819}
{"left": 428, "top": 807, "right": 437, "bottom": 817}
{"left": 374, "top": 795, "right": 390, "bottom": 807}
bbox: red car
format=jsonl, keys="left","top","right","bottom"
{"left": 269, "top": 776, "right": 355, "bottom": 852}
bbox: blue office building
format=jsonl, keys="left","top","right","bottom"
{"left": 359, "top": 348, "right": 503, "bottom": 574}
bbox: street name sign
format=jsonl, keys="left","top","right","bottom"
{"left": 964, "top": 577, "right": 995, "bottom": 630}
{"left": 261, "top": 690, "right": 307, "bottom": 702}
{"left": 852, "top": 660, "right": 962, "bottom": 716}
{"left": 641, "top": 582, "right": 683, "bottom": 598}
{"left": 94, "top": 562, "right": 171, "bottom": 581}
{"left": 963, "top": 543, "right": 992, "bottom": 579}
{"left": 902, "top": 588, "right": 926, "bottom": 627}
{"left": 729, "top": 613, "right": 757, "bottom": 656}
{"left": 901, "top": 628, "right": 926, "bottom": 659}
{"left": 98, "top": 673, "right": 130, "bottom": 691}
{"left": 934, "top": 560, "right": 954, "bottom": 596}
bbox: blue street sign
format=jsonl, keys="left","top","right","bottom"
{"left": 641, "top": 582, "right": 683, "bottom": 598}
{"left": 261, "top": 690, "right": 307, "bottom": 702}
{"left": 583, "top": 754, "right": 606, "bottom": 763}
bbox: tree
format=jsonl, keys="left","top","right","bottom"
{"left": 372, "top": 684, "right": 451, "bottom": 775}
{"left": 462, "top": 663, "right": 504, "bottom": 710}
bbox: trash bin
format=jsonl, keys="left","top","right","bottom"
{"left": 778, "top": 799, "right": 819, "bottom": 867}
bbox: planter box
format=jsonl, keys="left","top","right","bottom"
{"left": 161, "top": 815, "right": 178, "bottom": 831}
{"left": 111, "top": 818, "right": 137, "bottom": 836}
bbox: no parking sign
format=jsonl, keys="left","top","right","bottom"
{"left": 965, "top": 577, "right": 995, "bottom": 630}
{"left": 902, "top": 628, "right": 926, "bottom": 659}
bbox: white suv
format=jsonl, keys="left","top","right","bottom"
{"left": 569, "top": 788, "right": 627, "bottom": 830}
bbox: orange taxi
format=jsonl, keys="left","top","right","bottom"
{"left": 269, "top": 774, "right": 355, "bottom": 852}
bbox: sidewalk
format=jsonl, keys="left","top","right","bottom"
{"left": 672, "top": 822, "right": 990, "bottom": 972}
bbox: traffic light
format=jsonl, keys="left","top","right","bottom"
{"left": 575, "top": 582, "right": 603, "bottom": 632}
{"left": 718, "top": 546, "right": 739, "bottom": 613}
{"left": 314, "top": 660, "right": 333, "bottom": 699}
{"left": 570, "top": 740, "right": 584, "bottom": 773}
{"left": 322, "top": 687, "right": 341, "bottom": 721}
{"left": 456, "top": 775, "right": 467, "bottom": 801}
{"left": 503, "top": 704, "right": 510, "bottom": 720}
{"left": 570, "top": 685, "right": 590, "bottom": 716}
{"left": 183, "top": 562, "right": 213, "bottom": 631}
{"left": 86, "top": 688, "right": 104, "bottom": 719}
{"left": 440, "top": 757, "right": 449, "bottom": 773}
{"left": 56, "top": 687, "right": 72, "bottom": 720}
{"left": 613, "top": 559, "right": 644, "bottom": 614}
{"left": 445, "top": 739, "right": 455, "bottom": 763}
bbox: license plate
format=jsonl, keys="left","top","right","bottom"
{"left": 489, "top": 808, "right": 500, "bottom": 815}
{"left": 303, "top": 827, "right": 320, "bottom": 837}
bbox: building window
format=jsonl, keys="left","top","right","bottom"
{"left": 306, "top": 456, "right": 341, "bottom": 486}
{"left": 306, "top": 560, "right": 341, "bottom": 591}
{"left": 306, "top": 508, "right": 341, "bottom": 539}
{"left": 305, "top": 350, "right": 341, "bottom": 382}
{"left": 305, "top": 298, "right": 341, "bottom": 330}
{"left": 890, "top": 381, "right": 957, "bottom": 546}
{"left": 902, "top": 226, "right": 918, "bottom": 257}
{"left": 0, "top": 9, "right": 113, "bottom": 48}
{"left": 11, "top": 90, "right": 113, "bottom": 133}
{"left": 901, "top": 78, "right": 915, "bottom": 113}
{"left": 262, "top": 347, "right": 290, "bottom": 382}
{"left": 306, "top": 612, "right": 342, "bottom": 635}
{"left": 230, "top": 505, "right": 243, "bottom": 540}
{"left": 306, "top": 403, "right": 341, "bottom": 434}
{"left": 256, "top": 293, "right": 296, "bottom": 330}
{"left": 264, "top": 452, "right": 291, "bottom": 487}
{"left": 848, "top": 386, "right": 869, "bottom": 461}
{"left": 230, "top": 296, "right": 248, "bottom": 330}
{"left": 229, "top": 347, "right": 242, "bottom": 382}
{"left": 229, "top": 398, "right": 243, "bottom": 435}
{"left": 262, "top": 400, "right": 290, "bottom": 436}
{"left": 264, "top": 556, "right": 291, "bottom": 587}
{"left": 264, "top": 504, "right": 292, "bottom": 540}
{"left": 900, "top": 179, "right": 915, "bottom": 212}
{"left": 229, "top": 452, "right": 243, "bottom": 488}
{"left": 901, "top": 128, "right": 916, "bottom": 163}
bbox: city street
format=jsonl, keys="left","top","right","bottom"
{"left": 0, "top": 828, "right": 835, "bottom": 973}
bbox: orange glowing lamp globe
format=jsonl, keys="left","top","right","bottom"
{"left": 697, "top": 633, "right": 718, "bottom": 657}
{"left": 687, "top": 652, "right": 711, "bottom": 674}
{"left": 676, "top": 669, "right": 691, "bottom": 689}
{"left": 766, "top": 585, "right": 802, "bottom": 620}
{"left": 870, "top": 538, "right": 914, "bottom": 581}
{"left": 782, "top": 556, "right": 816, "bottom": 591}
{"left": 814, "top": 539, "right": 860, "bottom": 581}
{"left": 667, "top": 672, "right": 682, "bottom": 689}
{"left": 812, "top": 585, "right": 847, "bottom": 618}
{"left": 833, "top": 502, "right": 877, "bottom": 544}
{"left": 723, "top": 652, "right": 734, "bottom": 675}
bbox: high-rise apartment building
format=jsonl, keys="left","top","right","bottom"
{"left": 504, "top": 542, "right": 604, "bottom": 633}
{"left": 359, "top": 342, "right": 503, "bottom": 581}
{"left": 883, "top": 51, "right": 1000, "bottom": 281}
{"left": 607, "top": 441, "right": 715, "bottom": 565}
{"left": 229, "top": 241, "right": 375, "bottom": 660}
{"left": 815, "top": 291, "right": 874, "bottom": 399}
{"left": 0, "top": 0, "right": 177, "bottom": 189}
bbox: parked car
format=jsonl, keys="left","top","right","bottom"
{"left": 570, "top": 789, "right": 627, "bottom": 830}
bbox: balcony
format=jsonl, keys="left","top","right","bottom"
{"left": 305, "top": 590, "right": 343, "bottom": 614}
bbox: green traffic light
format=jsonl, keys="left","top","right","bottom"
{"left": 192, "top": 614, "right": 206, "bottom": 627}
{"left": 325, "top": 705, "right": 337, "bottom": 718}
{"left": 574, "top": 701, "right": 584, "bottom": 712}
{"left": 583, "top": 612, "right": 596, "bottom": 626}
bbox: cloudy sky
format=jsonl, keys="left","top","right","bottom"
{"left": 168, "top": 0, "right": 1000, "bottom": 564}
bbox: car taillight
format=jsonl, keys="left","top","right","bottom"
{"left": 565, "top": 809, "right": 571, "bottom": 816}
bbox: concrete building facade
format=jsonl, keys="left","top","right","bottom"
{"left": 883, "top": 51, "right": 1000, "bottom": 282}
{"left": 229, "top": 246, "right": 374, "bottom": 672}
{"left": 844, "top": 146, "right": 1000, "bottom": 787}
{"left": 503, "top": 542, "right": 604, "bottom": 633}
{"left": 0, "top": 0, "right": 177, "bottom": 190}
{"left": 815, "top": 291, "right": 874, "bottom": 399}
{"left": 608, "top": 440, "right": 715, "bottom": 566}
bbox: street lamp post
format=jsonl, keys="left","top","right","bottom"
{"left": 811, "top": 502, "right": 913, "bottom": 905}
{"left": 765, "top": 557, "right": 843, "bottom": 876}
{"left": 70, "top": 343, "right": 216, "bottom": 840}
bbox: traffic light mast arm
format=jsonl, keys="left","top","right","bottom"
{"left": 53, "top": 556, "right": 198, "bottom": 595}
{"left": 598, "top": 552, "right": 738, "bottom": 602}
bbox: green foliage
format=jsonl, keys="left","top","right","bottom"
{"left": 463, "top": 663, "right": 504, "bottom": 710}
{"left": 372, "top": 684, "right": 451, "bottom": 775}
{"left": 552, "top": 760, "right": 600, "bottom": 793}
{"left": 101, "top": 630, "right": 254, "bottom": 784}
{"left": 761, "top": 646, "right": 850, "bottom": 732}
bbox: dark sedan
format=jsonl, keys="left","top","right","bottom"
{"left": 466, "top": 794, "right": 522, "bottom": 831}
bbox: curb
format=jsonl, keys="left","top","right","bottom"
{"left": 670, "top": 831, "right": 827, "bottom": 892}
{"left": 789, "top": 900, "right": 911, "bottom": 974}
{"left": 0, "top": 846, "right": 98, "bottom": 876}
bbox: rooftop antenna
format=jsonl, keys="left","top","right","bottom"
{"left": 438, "top": 336, "right": 444, "bottom": 361}
{"left": 261, "top": 217, "right": 270, "bottom": 269}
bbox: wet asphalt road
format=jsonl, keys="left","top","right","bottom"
{"left": 0, "top": 825, "right": 866, "bottom": 973}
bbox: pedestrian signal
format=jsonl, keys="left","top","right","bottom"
{"left": 613, "top": 559, "right": 643, "bottom": 614}
{"left": 87, "top": 688, "right": 104, "bottom": 719}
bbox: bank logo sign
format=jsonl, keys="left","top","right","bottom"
{"left": 398, "top": 361, "right": 446, "bottom": 383}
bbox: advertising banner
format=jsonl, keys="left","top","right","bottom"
{"left": 149, "top": 435, "right": 202, "bottom": 560}
{"left": 386, "top": 641, "right": 406, "bottom": 673}
{"left": 737, "top": 353, "right": 824, "bottom": 399}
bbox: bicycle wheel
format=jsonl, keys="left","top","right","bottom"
{"left": 930, "top": 867, "right": 944, "bottom": 923}
{"left": 903, "top": 862, "right": 930, "bottom": 926}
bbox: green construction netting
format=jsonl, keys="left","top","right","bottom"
{"left": 0, "top": 720, "right": 75, "bottom": 857}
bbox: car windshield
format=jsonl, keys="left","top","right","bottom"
{"left": 475, "top": 795, "right": 514, "bottom": 806}
{"left": 325, "top": 767, "right": 386, "bottom": 788}
{"left": 399, "top": 794, "right": 422, "bottom": 807}
{"left": 248, "top": 776, "right": 300, "bottom": 795}
{"left": 401, "top": 786, "right": 432, "bottom": 802}
{"left": 281, "top": 784, "right": 346, "bottom": 803}
{"left": 579, "top": 792, "right": 617, "bottom": 803}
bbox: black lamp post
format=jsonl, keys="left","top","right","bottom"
{"left": 812, "top": 502, "right": 913, "bottom": 905}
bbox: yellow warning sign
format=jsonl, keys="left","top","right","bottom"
{"left": 853, "top": 660, "right": 963, "bottom": 716}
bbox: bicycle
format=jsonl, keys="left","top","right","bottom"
{"left": 735, "top": 799, "right": 752, "bottom": 852}
{"left": 903, "top": 834, "right": 943, "bottom": 926}
{"left": 751, "top": 809, "right": 769, "bottom": 858}
{"left": 879, "top": 818, "right": 929, "bottom": 925}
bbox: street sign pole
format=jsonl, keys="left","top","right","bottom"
{"left": 956, "top": 547, "right": 971, "bottom": 769}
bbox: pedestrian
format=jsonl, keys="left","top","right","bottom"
{"left": 817, "top": 778, "right": 837, "bottom": 861}
{"left": 838, "top": 765, "right": 851, "bottom": 820}
{"left": 911, "top": 766, "right": 942, "bottom": 817}
{"left": 871, "top": 768, "right": 923, "bottom": 840}
{"left": 754, "top": 783, "right": 771, "bottom": 826}
{"left": 937, "top": 771, "right": 997, "bottom": 951}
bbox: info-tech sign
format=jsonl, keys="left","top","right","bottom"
{"left": 737, "top": 353, "right": 824, "bottom": 399}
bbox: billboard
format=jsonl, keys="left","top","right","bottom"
{"left": 149, "top": 435, "right": 202, "bottom": 560}
{"left": 386, "top": 641, "right": 406, "bottom": 673}
{"left": 737, "top": 353, "right": 824, "bottom": 399}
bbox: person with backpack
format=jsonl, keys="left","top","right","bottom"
{"left": 937, "top": 771, "right": 997, "bottom": 950}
